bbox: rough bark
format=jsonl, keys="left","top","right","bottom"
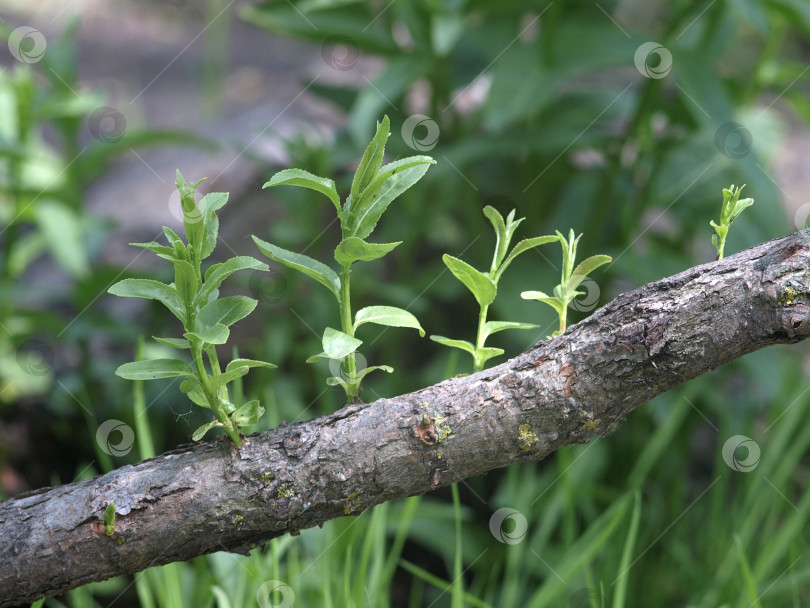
{"left": 3, "top": 230, "right": 810, "bottom": 606}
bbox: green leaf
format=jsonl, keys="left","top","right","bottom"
{"left": 34, "top": 201, "right": 89, "bottom": 278}
{"left": 194, "top": 256, "right": 268, "bottom": 306}
{"left": 482, "top": 321, "right": 539, "bottom": 340}
{"left": 192, "top": 420, "right": 223, "bottom": 441}
{"left": 115, "top": 358, "right": 194, "bottom": 380}
{"left": 209, "top": 366, "right": 249, "bottom": 389}
{"left": 521, "top": 291, "right": 566, "bottom": 317}
{"left": 185, "top": 324, "right": 229, "bottom": 345}
{"left": 476, "top": 346, "right": 505, "bottom": 367}
{"left": 351, "top": 115, "right": 390, "bottom": 202}
{"left": 163, "top": 226, "right": 183, "bottom": 249}
{"left": 180, "top": 378, "right": 211, "bottom": 408}
{"left": 430, "top": 335, "right": 476, "bottom": 356}
{"left": 198, "top": 296, "right": 257, "bottom": 329}
{"left": 353, "top": 306, "right": 425, "bottom": 337}
{"left": 131, "top": 241, "right": 175, "bottom": 258}
{"left": 326, "top": 365, "right": 393, "bottom": 387}
{"left": 349, "top": 156, "right": 435, "bottom": 239}
{"left": 252, "top": 236, "right": 340, "bottom": 301}
{"left": 568, "top": 255, "right": 612, "bottom": 291}
{"left": 442, "top": 254, "right": 497, "bottom": 307}
{"left": 153, "top": 336, "right": 190, "bottom": 350}
{"left": 225, "top": 358, "right": 277, "bottom": 372}
{"left": 263, "top": 168, "right": 342, "bottom": 219}
{"left": 497, "top": 235, "right": 559, "bottom": 280}
{"left": 199, "top": 191, "right": 228, "bottom": 261}
{"left": 173, "top": 259, "right": 197, "bottom": 306}
{"left": 334, "top": 237, "right": 401, "bottom": 266}
{"left": 230, "top": 399, "right": 264, "bottom": 426}
{"left": 307, "top": 327, "right": 362, "bottom": 362}
{"left": 483, "top": 206, "right": 509, "bottom": 269}
{"left": 108, "top": 278, "right": 186, "bottom": 323}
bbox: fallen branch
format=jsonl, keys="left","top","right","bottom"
{"left": 3, "top": 229, "right": 809, "bottom": 605}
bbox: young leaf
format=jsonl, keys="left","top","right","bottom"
{"left": 252, "top": 236, "right": 340, "bottom": 301}
{"left": 226, "top": 358, "right": 277, "bottom": 372}
{"left": 115, "top": 358, "right": 194, "bottom": 380}
{"left": 353, "top": 305, "right": 425, "bottom": 336}
{"left": 307, "top": 327, "right": 363, "bottom": 363}
{"left": 198, "top": 296, "right": 257, "bottom": 329}
{"left": 476, "top": 346, "right": 505, "bottom": 367}
{"left": 521, "top": 291, "right": 566, "bottom": 316}
{"left": 326, "top": 364, "right": 393, "bottom": 386}
{"left": 482, "top": 320, "right": 539, "bottom": 340}
{"left": 152, "top": 336, "right": 190, "bottom": 350}
{"left": 568, "top": 254, "right": 612, "bottom": 291}
{"left": 442, "top": 254, "right": 497, "bottom": 308}
{"left": 334, "top": 237, "right": 401, "bottom": 266}
{"left": 194, "top": 256, "right": 268, "bottom": 306}
{"left": 496, "top": 235, "right": 559, "bottom": 280}
{"left": 173, "top": 259, "right": 197, "bottom": 305}
{"left": 230, "top": 399, "right": 264, "bottom": 426}
{"left": 108, "top": 278, "right": 186, "bottom": 323}
{"left": 483, "top": 206, "right": 509, "bottom": 270}
{"left": 264, "top": 168, "right": 342, "bottom": 219}
{"left": 199, "top": 191, "right": 228, "bottom": 261}
{"left": 429, "top": 335, "right": 476, "bottom": 356}
{"left": 131, "top": 241, "right": 175, "bottom": 258}
{"left": 209, "top": 366, "right": 250, "bottom": 389}
{"left": 192, "top": 420, "right": 223, "bottom": 441}
{"left": 350, "top": 157, "right": 435, "bottom": 239}
{"left": 351, "top": 115, "right": 390, "bottom": 201}
{"left": 185, "top": 324, "right": 229, "bottom": 345}
{"left": 180, "top": 378, "right": 211, "bottom": 408}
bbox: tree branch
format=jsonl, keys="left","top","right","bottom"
{"left": 3, "top": 230, "right": 810, "bottom": 606}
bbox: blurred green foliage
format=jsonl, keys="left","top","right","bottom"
{"left": 5, "top": 0, "right": 810, "bottom": 606}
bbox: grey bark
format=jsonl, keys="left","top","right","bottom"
{"left": 2, "top": 229, "right": 810, "bottom": 606}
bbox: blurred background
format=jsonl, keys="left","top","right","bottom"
{"left": 3, "top": 0, "right": 810, "bottom": 606}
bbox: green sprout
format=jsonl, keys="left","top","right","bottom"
{"left": 521, "top": 229, "right": 611, "bottom": 338}
{"left": 252, "top": 115, "right": 434, "bottom": 401}
{"left": 431, "top": 206, "right": 558, "bottom": 372}
{"left": 104, "top": 502, "right": 116, "bottom": 537}
{"left": 710, "top": 184, "right": 754, "bottom": 260}
{"left": 108, "top": 172, "right": 275, "bottom": 446}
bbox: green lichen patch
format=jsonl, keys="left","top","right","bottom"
{"left": 260, "top": 471, "right": 275, "bottom": 486}
{"left": 344, "top": 490, "right": 362, "bottom": 515}
{"left": 276, "top": 484, "right": 294, "bottom": 499}
{"left": 778, "top": 286, "right": 805, "bottom": 306}
{"left": 518, "top": 424, "right": 539, "bottom": 452}
{"left": 434, "top": 415, "right": 452, "bottom": 443}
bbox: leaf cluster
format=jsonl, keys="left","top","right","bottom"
{"left": 522, "top": 229, "right": 611, "bottom": 338}
{"left": 710, "top": 184, "right": 754, "bottom": 260}
{"left": 253, "top": 116, "right": 433, "bottom": 398}
{"left": 109, "top": 172, "right": 274, "bottom": 445}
